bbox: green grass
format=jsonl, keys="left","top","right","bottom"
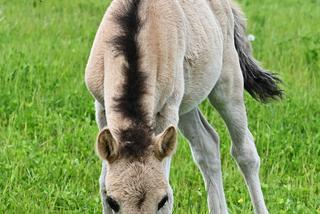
{"left": 0, "top": 0, "right": 319, "bottom": 213}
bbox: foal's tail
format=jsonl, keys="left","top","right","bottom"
{"left": 232, "top": 4, "right": 283, "bottom": 102}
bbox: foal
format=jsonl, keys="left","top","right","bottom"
{"left": 85, "top": 0, "right": 282, "bottom": 213}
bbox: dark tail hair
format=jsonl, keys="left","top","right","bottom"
{"left": 232, "top": 4, "right": 283, "bottom": 102}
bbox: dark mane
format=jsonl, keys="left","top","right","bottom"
{"left": 110, "top": 0, "right": 152, "bottom": 157}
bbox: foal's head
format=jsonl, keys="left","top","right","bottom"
{"left": 96, "top": 126, "right": 177, "bottom": 213}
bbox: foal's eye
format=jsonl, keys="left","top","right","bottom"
{"left": 158, "top": 195, "right": 168, "bottom": 210}
{"left": 107, "top": 196, "right": 120, "bottom": 212}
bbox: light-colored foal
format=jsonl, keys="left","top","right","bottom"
{"left": 86, "top": 0, "right": 282, "bottom": 213}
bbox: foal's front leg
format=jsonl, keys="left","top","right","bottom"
{"left": 179, "top": 108, "right": 228, "bottom": 214}
{"left": 95, "top": 100, "right": 112, "bottom": 214}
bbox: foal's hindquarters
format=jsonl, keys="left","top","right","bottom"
{"left": 85, "top": 0, "right": 272, "bottom": 213}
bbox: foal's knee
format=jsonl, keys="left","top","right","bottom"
{"left": 193, "top": 146, "right": 221, "bottom": 174}
{"left": 231, "top": 144, "right": 261, "bottom": 172}
{"left": 207, "top": 156, "right": 222, "bottom": 175}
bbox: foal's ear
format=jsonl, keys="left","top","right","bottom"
{"left": 96, "top": 128, "right": 119, "bottom": 162}
{"left": 155, "top": 126, "right": 177, "bottom": 160}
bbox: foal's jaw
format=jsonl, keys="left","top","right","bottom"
{"left": 95, "top": 126, "right": 177, "bottom": 213}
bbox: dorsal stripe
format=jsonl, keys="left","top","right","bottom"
{"left": 110, "top": 0, "right": 153, "bottom": 158}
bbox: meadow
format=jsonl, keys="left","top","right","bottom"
{"left": 0, "top": 0, "right": 319, "bottom": 213}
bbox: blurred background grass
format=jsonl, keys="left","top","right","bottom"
{"left": 0, "top": 0, "right": 319, "bottom": 213}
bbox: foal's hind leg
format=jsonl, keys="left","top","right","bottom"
{"left": 95, "top": 100, "right": 112, "bottom": 214}
{"left": 208, "top": 50, "right": 268, "bottom": 214}
{"left": 179, "top": 108, "right": 228, "bottom": 214}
